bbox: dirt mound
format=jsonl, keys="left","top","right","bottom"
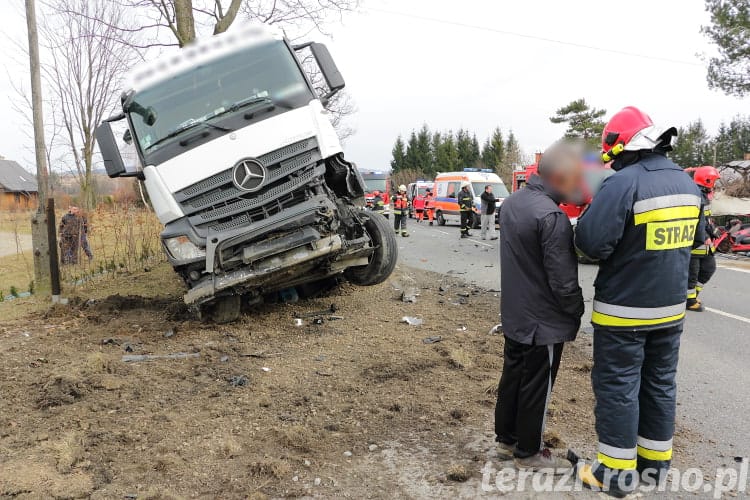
{"left": 35, "top": 374, "right": 87, "bottom": 409}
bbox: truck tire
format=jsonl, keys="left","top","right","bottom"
{"left": 201, "top": 294, "right": 241, "bottom": 324}
{"left": 436, "top": 211, "right": 446, "bottom": 226}
{"left": 345, "top": 211, "right": 398, "bottom": 286}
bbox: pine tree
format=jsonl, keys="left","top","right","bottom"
{"left": 670, "top": 120, "right": 712, "bottom": 168}
{"left": 549, "top": 98, "right": 607, "bottom": 148}
{"left": 702, "top": 0, "right": 750, "bottom": 97}
{"left": 504, "top": 130, "right": 525, "bottom": 174}
{"left": 390, "top": 135, "right": 407, "bottom": 172}
{"left": 415, "top": 124, "right": 433, "bottom": 172}
{"left": 481, "top": 127, "right": 506, "bottom": 172}
{"left": 435, "top": 130, "right": 459, "bottom": 173}
{"left": 456, "top": 128, "right": 475, "bottom": 168}
{"left": 403, "top": 131, "right": 419, "bottom": 171}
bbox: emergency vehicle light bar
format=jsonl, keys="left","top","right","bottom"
{"left": 463, "top": 168, "right": 494, "bottom": 173}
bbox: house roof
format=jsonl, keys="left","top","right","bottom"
{"left": 0, "top": 159, "right": 38, "bottom": 193}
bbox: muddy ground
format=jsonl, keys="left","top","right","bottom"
{"left": 0, "top": 263, "right": 696, "bottom": 499}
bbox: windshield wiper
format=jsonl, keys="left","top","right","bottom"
{"left": 210, "top": 96, "right": 294, "bottom": 122}
{"left": 145, "top": 120, "right": 231, "bottom": 151}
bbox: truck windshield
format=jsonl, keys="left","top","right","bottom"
{"left": 363, "top": 179, "right": 387, "bottom": 192}
{"left": 128, "top": 40, "right": 313, "bottom": 154}
{"left": 472, "top": 182, "right": 510, "bottom": 198}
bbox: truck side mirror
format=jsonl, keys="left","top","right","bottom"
{"left": 309, "top": 43, "right": 345, "bottom": 100}
{"left": 95, "top": 115, "right": 130, "bottom": 178}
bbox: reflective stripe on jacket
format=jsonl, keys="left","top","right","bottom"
{"left": 575, "top": 153, "right": 705, "bottom": 331}
{"left": 393, "top": 194, "right": 408, "bottom": 214}
{"left": 458, "top": 189, "right": 473, "bottom": 211}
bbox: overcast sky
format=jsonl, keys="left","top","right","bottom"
{"left": 0, "top": 0, "right": 746, "bottom": 173}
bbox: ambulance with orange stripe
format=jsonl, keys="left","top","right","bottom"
{"left": 432, "top": 169, "right": 509, "bottom": 227}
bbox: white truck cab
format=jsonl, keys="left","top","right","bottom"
{"left": 96, "top": 24, "right": 397, "bottom": 322}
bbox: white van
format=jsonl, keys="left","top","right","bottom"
{"left": 433, "top": 169, "right": 509, "bottom": 227}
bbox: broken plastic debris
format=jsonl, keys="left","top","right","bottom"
{"left": 422, "top": 336, "right": 442, "bottom": 344}
{"left": 122, "top": 352, "right": 200, "bottom": 362}
{"left": 261, "top": 367, "right": 271, "bottom": 372}
{"left": 401, "top": 316, "right": 423, "bottom": 326}
{"left": 488, "top": 324, "right": 502, "bottom": 335}
{"left": 456, "top": 325, "right": 467, "bottom": 331}
{"left": 294, "top": 318, "right": 304, "bottom": 327}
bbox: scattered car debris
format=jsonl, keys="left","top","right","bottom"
{"left": 294, "top": 318, "right": 304, "bottom": 327}
{"left": 422, "top": 336, "right": 442, "bottom": 344}
{"left": 368, "top": 444, "right": 378, "bottom": 452}
{"left": 164, "top": 328, "right": 175, "bottom": 338}
{"left": 343, "top": 450, "right": 353, "bottom": 457}
{"left": 456, "top": 325, "right": 467, "bottom": 331}
{"left": 261, "top": 367, "right": 271, "bottom": 372}
{"left": 101, "top": 338, "right": 120, "bottom": 346}
{"left": 488, "top": 323, "right": 502, "bottom": 335}
{"left": 122, "top": 352, "right": 200, "bottom": 363}
{"left": 123, "top": 343, "right": 136, "bottom": 353}
{"left": 401, "top": 316, "right": 423, "bottom": 326}
{"left": 241, "top": 351, "right": 283, "bottom": 359}
{"left": 316, "top": 370, "right": 333, "bottom": 377}
{"left": 313, "top": 318, "right": 324, "bottom": 325}
{"left": 220, "top": 355, "right": 229, "bottom": 363}
{"left": 401, "top": 287, "right": 419, "bottom": 303}
{"left": 295, "top": 304, "right": 337, "bottom": 319}
{"left": 228, "top": 375, "right": 248, "bottom": 387}
{"left": 328, "top": 315, "right": 344, "bottom": 321}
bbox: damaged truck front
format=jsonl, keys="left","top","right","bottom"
{"left": 95, "top": 24, "right": 397, "bottom": 322}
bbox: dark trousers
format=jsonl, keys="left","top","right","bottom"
{"left": 592, "top": 326, "right": 682, "bottom": 491}
{"left": 495, "top": 337, "right": 564, "bottom": 457}
{"left": 460, "top": 210, "right": 473, "bottom": 235}
{"left": 688, "top": 254, "right": 716, "bottom": 300}
{"left": 393, "top": 213, "right": 406, "bottom": 232}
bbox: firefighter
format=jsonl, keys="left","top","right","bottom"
{"left": 392, "top": 185, "right": 409, "bottom": 237}
{"left": 423, "top": 188, "right": 435, "bottom": 226}
{"left": 575, "top": 107, "right": 705, "bottom": 496}
{"left": 371, "top": 190, "right": 386, "bottom": 215}
{"left": 458, "top": 181, "right": 474, "bottom": 238}
{"left": 687, "top": 166, "right": 720, "bottom": 312}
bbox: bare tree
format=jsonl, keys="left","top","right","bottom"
{"left": 40, "top": 0, "right": 139, "bottom": 209}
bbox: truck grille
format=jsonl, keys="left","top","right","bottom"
{"left": 174, "top": 137, "right": 321, "bottom": 232}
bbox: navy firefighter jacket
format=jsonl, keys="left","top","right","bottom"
{"left": 575, "top": 153, "right": 705, "bottom": 331}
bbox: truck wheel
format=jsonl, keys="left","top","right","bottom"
{"left": 345, "top": 211, "right": 398, "bottom": 286}
{"left": 201, "top": 294, "right": 241, "bottom": 324}
{"left": 436, "top": 211, "right": 446, "bottom": 226}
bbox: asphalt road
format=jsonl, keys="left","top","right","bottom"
{"left": 396, "top": 217, "right": 750, "bottom": 473}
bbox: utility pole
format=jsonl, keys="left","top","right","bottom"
{"left": 25, "top": 0, "right": 52, "bottom": 291}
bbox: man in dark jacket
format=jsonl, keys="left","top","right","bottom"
{"left": 480, "top": 185, "right": 498, "bottom": 240}
{"left": 495, "top": 141, "right": 585, "bottom": 472}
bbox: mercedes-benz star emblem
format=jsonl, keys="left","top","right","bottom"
{"left": 232, "top": 159, "right": 266, "bottom": 192}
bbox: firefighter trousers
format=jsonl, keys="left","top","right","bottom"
{"left": 495, "top": 337, "right": 563, "bottom": 458}
{"left": 592, "top": 325, "right": 682, "bottom": 491}
{"left": 688, "top": 254, "right": 716, "bottom": 301}
{"left": 460, "top": 210, "right": 473, "bottom": 235}
{"left": 393, "top": 213, "right": 407, "bottom": 233}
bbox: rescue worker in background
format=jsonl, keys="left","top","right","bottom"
{"left": 371, "top": 190, "right": 386, "bottom": 215}
{"left": 575, "top": 107, "right": 705, "bottom": 496}
{"left": 687, "top": 166, "right": 721, "bottom": 312}
{"left": 480, "top": 184, "right": 499, "bottom": 240}
{"left": 495, "top": 140, "right": 585, "bottom": 472}
{"left": 423, "top": 188, "right": 435, "bottom": 226}
{"left": 392, "top": 185, "right": 409, "bottom": 237}
{"left": 413, "top": 188, "right": 426, "bottom": 222}
{"left": 458, "top": 182, "right": 474, "bottom": 238}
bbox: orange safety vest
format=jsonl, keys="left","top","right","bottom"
{"left": 393, "top": 194, "right": 408, "bottom": 213}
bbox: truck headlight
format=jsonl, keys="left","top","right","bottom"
{"left": 164, "top": 236, "right": 206, "bottom": 260}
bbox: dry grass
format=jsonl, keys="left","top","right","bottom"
{"left": 0, "top": 204, "right": 163, "bottom": 301}
{"left": 448, "top": 348, "right": 473, "bottom": 370}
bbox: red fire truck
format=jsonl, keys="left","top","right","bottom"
{"left": 359, "top": 169, "right": 391, "bottom": 218}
